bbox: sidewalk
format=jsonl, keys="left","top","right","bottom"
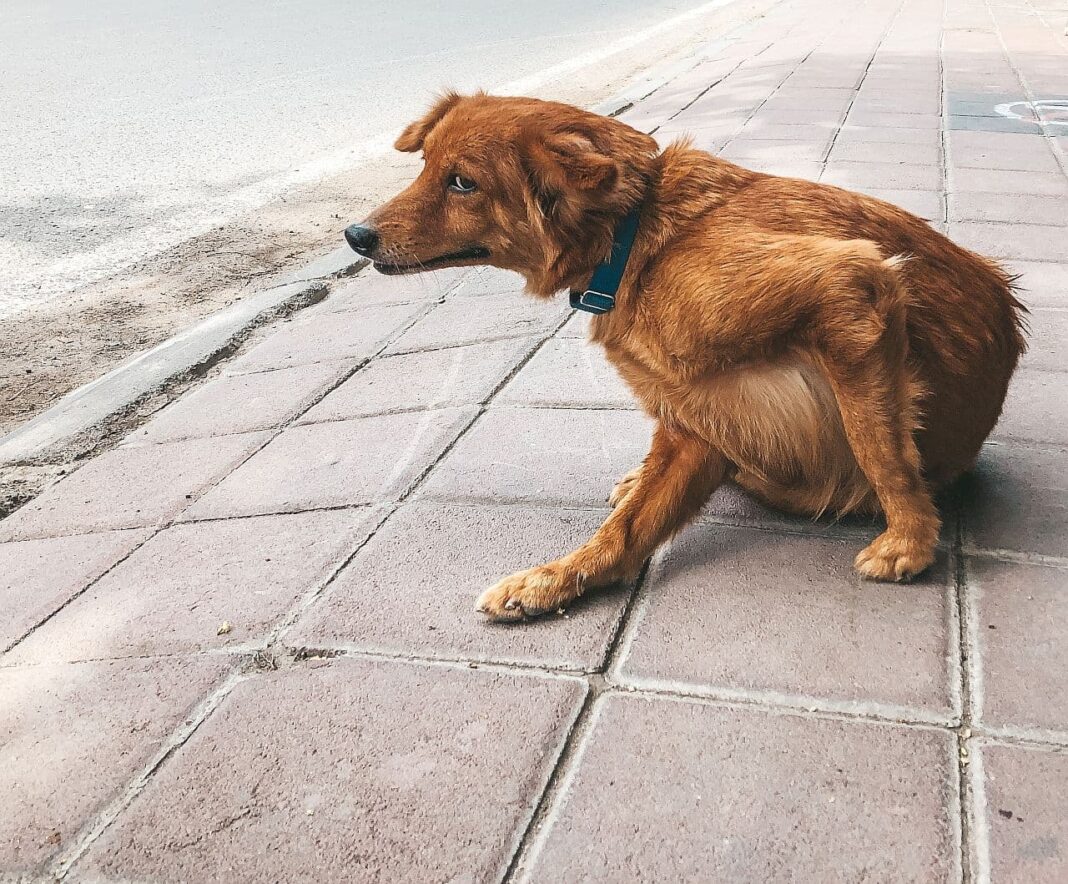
{"left": 3, "top": 0, "right": 1067, "bottom": 880}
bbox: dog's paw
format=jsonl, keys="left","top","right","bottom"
{"left": 475, "top": 562, "right": 580, "bottom": 622}
{"left": 608, "top": 467, "right": 642, "bottom": 508}
{"left": 854, "top": 531, "right": 935, "bottom": 582}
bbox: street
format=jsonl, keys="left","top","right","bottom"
{"left": 2, "top": 0, "right": 726, "bottom": 312}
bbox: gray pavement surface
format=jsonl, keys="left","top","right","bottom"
{"left": 0, "top": 0, "right": 721, "bottom": 311}
{"left": 2, "top": 0, "right": 1068, "bottom": 881}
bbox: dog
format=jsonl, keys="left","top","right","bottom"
{"left": 345, "top": 92, "right": 1027, "bottom": 622}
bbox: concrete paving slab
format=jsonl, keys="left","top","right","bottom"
{"left": 286, "top": 502, "right": 632, "bottom": 670}
{"left": 948, "top": 192, "right": 1068, "bottom": 226}
{"left": 822, "top": 160, "right": 943, "bottom": 191}
{"left": 183, "top": 407, "right": 477, "bottom": 520}
{"left": 950, "top": 168, "right": 1068, "bottom": 197}
{"left": 976, "top": 742, "right": 1068, "bottom": 881}
{"left": 76, "top": 659, "right": 585, "bottom": 883}
{"left": 385, "top": 291, "right": 569, "bottom": 354}
{"left": 1021, "top": 308, "right": 1068, "bottom": 371}
{"left": 313, "top": 266, "right": 467, "bottom": 311}
{"left": 525, "top": 694, "right": 958, "bottom": 882}
{"left": 125, "top": 361, "right": 350, "bottom": 444}
{"left": 0, "top": 529, "right": 148, "bottom": 652}
{"left": 616, "top": 523, "right": 956, "bottom": 715}
{"left": 0, "top": 433, "right": 268, "bottom": 542}
{"left": 496, "top": 340, "right": 636, "bottom": 409}
{"left": 828, "top": 140, "right": 941, "bottom": 165}
{"left": 1007, "top": 262, "right": 1068, "bottom": 308}
{"left": 948, "top": 222, "right": 1068, "bottom": 263}
{"left": 948, "top": 130, "right": 1064, "bottom": 173}
{"left": 864, "top": 188, "right": 945, "bottom": 220}
{"left": 963, "top": 444, "right": 1068, "bottom": 559}
{"left": 297, "top": 338, "right": 536, "bottom": 423}
{"left": 0, "top": 657, "right": 231, "bottom": 875}
{"left": 450, "top": 266, "right": 527, "bottom": 297}
{"left": 417, "top": 406, "right": 652, "bottom": 506}
{"left": 967, "top": 557, "right": 1068, "bottom": 734}
{"left": 7, "top": 509, "right": 374, "bottom": 664}
{"left": 992, "top": 370, "right": 1068, "bottom": 446}
{"left": 226, "top": 302, "right": 424, "bottom": 374}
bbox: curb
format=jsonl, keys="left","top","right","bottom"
{"left": 0, "top": 248, "right": 365, "bottom": 466}
{"left": 0, "top": 15, "right": 742, "bottom": 467}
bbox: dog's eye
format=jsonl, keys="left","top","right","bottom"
{"left": 447, "top": 174, "right": 477, "bottom": 194}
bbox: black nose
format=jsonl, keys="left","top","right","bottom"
{"left": 344, "top": 224, "right": 379, "bottom": 257}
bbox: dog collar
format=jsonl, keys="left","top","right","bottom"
{"left": 569, "top": 206, "right": 642, "bottom": 315}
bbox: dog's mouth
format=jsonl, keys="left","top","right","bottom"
{"left": 373, "top": 246, "right": 490, "bottom": 275}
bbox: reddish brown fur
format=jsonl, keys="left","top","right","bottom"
{"left": 357, "top": 93, "right": 1027, "bottom": 621}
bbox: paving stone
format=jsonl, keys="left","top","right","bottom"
{"left": 1004, "top": 262, "right": 1068, "bottom": 309}
{"left": 0, "top": 433, "right": 268, "bottom": 542}
{"left": 449, "top": 266, "right": 527, "bottom": 297}
{"left": 298, "top": 338, "right": 535, "bottom": 423}
{"left": 287, "top": 502, "right": 632, "bottom": 670}
{"left": 526, "top": 694, "right": 958, "bottom": 881}
{"left": 76, "top": 659, "right": 585, "bottom": 883}
{"left": 315, "top": 267, "right": 466, "bottom": 310}
{"left": 947, "top": 114, "right": 1044, "bottom": 135}
{"left": 761, "top": 93, "right": 853, "bottom": 113}
{"left": 967, "top": 557, "right": 1068, "bottom": 733}
{"left": 948, "top": 131, "right": 1062, "bottom": 172}
{"left": 976, "top": 743, "right": 1068, "bottom": 881}
{"left": 963, "top": 444, "right": 1068, "bottom": 559}
{"left": 739, "top": 158, "right": 825, "bottom": 180}
{"left": 865, "top": 188, "right": 944, "bottom": 220}
{"left": 948, "top": 192, "right": 1068, "bottom": 226}
{"left": 227, "top": 303, "right": 424, "bottom": 374}
{"left": 823, "top": 160, "right": 942, "bottom": 190}
{"left": 846, "top": 110, "right": 943, "bottom": 128}
{"left": 745, "top": 106, "right": 846, "bottom": 127}
{"left": 720, "top": 137, "right": 827, "bottom": 163}
{"left": 386, "top": 291, "right": 568, "bottom": 354}
{"left": 992, "top": 370, "right": 1068, "bottom": 445}
{"left": 835, "top": 124, "right": 942, "bottom": 146}
{"left": 183, "top": 407, "right": 476, "bottom": 520}
{"left": 734, "top": 122, "right": 837, "bottom": 145}
{"left": 496, "top": 340, "right": 635, "bottom": 409}
{"left": 127, "top": 362, "right": 349, "bottom": 444}
{"left": 7, "top": 510, "right": 373, "bottom": 664}
{"left": 1021, "top": 308, "right": 1068, "bottom": 371}
{"left": 948, "top": 222, "right": 1068, "bottom": 263}
{"left": 950, "top": 167, "right": 1068, "bottom": 196}
{"left": 617, "top": 523, "right": 955, "bottom": 713}
{"left": 417, "top": 406, "right": 652, "bottom": 506}
{"left": 828, "top": 140, "right": 941, "bottom": 166}
{"left": 557, "top": 311, "right": 593, "bottom": 338}
{"left": 0, "top": 657, "right": 229, "bottom": 875}
{"left": 0, "top": 530, "right": 148, "bottom": 652}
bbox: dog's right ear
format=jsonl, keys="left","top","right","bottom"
{"left": 395, "top": 92, "right": 463, "bottom": 152}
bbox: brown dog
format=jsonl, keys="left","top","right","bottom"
{"left": 346, "top": 92, "right": 1026, "bottom": 621}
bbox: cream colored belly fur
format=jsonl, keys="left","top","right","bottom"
{"left": 665, "top": 358, "right": 877, "bottom": 517}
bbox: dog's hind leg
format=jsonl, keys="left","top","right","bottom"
{"left": 475, "top": 424, "right": 724, "bottom": 621}
{"left": 816, "top": 259, "right": 940, "bottom": 581}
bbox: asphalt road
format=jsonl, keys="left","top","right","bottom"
{"left": 1, "top": 0, "right": 724, "bottom": 313}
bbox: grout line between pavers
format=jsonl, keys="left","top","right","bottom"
{"left": 47, "top": 664, "right": 250, "bottom": 880}
{"left": 967, "top": 738, "right": 993, "bottom": 884}
{"left": 955, "top": 508, "right": 979, "bottom": 884}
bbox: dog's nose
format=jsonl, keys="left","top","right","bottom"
{"left": 344, "top": 224, "right": 379, "bottom": 257}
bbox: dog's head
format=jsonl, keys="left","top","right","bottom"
{"left": 345, "top": 93, "right": 658, "bottom": 296}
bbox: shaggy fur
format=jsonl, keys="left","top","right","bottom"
{"left": 354, "top": 93, "right": 1027, "bottom": 621}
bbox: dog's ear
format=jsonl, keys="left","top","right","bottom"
{"left": 526, "top": 132, "right": 620, "bottom": 192}
{"left": 395, "top": 92, "right": 463, "bottom": 152}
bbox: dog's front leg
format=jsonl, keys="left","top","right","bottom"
{"left": 476, "top": 424, "right": 725, "bottom": 621}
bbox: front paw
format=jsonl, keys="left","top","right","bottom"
{"left": 475, "top": 562, "right": 581, "bottom": 622}
{"left": 855, "top": 531, "right": 936, "bottom": 582}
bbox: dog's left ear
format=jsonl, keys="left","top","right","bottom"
{"left": 395, "top": 91, "right": 463, "bottom": 153}
{"left": 526, "top": 132, "right": 619, "bottom": 192}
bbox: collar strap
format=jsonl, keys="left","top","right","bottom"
{"left": 569, "top": 206, "right": 642, "bottom": 315}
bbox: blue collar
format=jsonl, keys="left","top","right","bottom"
{"left": 569, "top": 206, "right": 642, "bottom": 314}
